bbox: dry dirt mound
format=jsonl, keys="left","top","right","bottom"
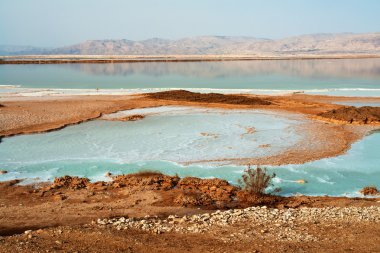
{"left": 45, "top": 173, "right": 241, "bottom": 207}
{"left": 177, "top": 177, "right": 237, "bottom": 201}
{"left": 111, "top": 171, "right": 180, "bottom": 190}
{"left": 173, "top": 177, "right": 239, "bottom": 207}
{"left": 43, "top": 173, "right": 292, "bottom": 208}
{"left": 47, "top": 176, "right": 90, "bottom": 190}
{"left": 146, "top": 90, "right": 271, "bottom": 105}
{"left": 318, "top": 106, "right": 380, "bottom": 124}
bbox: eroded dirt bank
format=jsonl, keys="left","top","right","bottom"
{"left": 1, "top": 173, "right": 379, "bottom": 235}
{"left": 0, "top": 173, "right": 379, "bottom": 252}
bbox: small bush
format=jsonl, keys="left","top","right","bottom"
{"left": 238, "top": 165, "right": 280, "bottom": 196}
{"left": 360, "top": 186, "right": 379, "bottom": 196}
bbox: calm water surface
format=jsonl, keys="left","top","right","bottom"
{"left": 1, "top": 59, "right": 380, "bottom": 93}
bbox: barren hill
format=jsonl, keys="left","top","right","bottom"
{"left": 2, "top": 33, "right": 380, "bottom": 56}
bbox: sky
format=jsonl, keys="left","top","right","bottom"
{"left": 1, "top": 0, "right": 379, "bottom": 47}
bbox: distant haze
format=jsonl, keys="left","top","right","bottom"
{"left": 1, "top": 33, "right": 380, "bottom": 56}
{"left": 0, "top": 0, "right": 380, "bottom": 47}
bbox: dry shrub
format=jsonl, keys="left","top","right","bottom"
{"left": 360, "top": 186, "right": 379, "bottom": 196}
{"left": 238, "top": 165, "right": 280, "bottom": 196}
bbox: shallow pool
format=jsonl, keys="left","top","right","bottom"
{"left": 0, "top": 107, "right": 379, "bottom": 197}
{"left": 0, "top": 107, "right": 303, "bottom": 180}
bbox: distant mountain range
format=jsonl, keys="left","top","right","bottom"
{"left": 1, "top": 33, "right": 380, "bottom": 55}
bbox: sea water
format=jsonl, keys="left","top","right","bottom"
{"left": 0, "top": 107, "right": 379, "bottom": 197}
{"left": 1, "top": 59, "right": 380, "bottom": 96}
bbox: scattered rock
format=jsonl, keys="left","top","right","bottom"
{"left": 295, "top": 179, "right": 307, "bottom": 184}
{"left": 0, "top": 170, "right": 8, "bottom": 175}
{"left": 97, "top": 206, "right": 380, "bottom": 243}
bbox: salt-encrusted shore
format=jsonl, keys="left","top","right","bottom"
{"left": 1, "top": 90, "right": 379, "bottom": 166}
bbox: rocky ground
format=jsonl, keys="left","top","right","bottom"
{"left": 0, "top": 173, "right": 380, "bottom": 252}
{"left": 0, "top": 205, "right": 379, "bottom": 252}
{"left": 97, "top": 205, "right": 380, "bottom": 239}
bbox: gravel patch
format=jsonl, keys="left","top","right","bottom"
{"left": 97, "top": 206, "right": 380, "bottom": 242}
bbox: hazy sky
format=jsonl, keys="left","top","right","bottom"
{"left": 1, "top": 0, "right": 379, "bottom": 47}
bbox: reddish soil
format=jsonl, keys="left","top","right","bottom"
{"left": 1, "top": 173, "right": 379, "bottom": 236}
{"left": 0, "top": 174, "right": 379, "bottom": 252}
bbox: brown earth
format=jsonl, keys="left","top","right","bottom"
{"left": 317, "top": 106, "right": 380, "bottom": 124}
{"left": 1, "top": 222, "right": 380, "bottom": 253}
{"left": 1, "top": 173, "right": 379, "bottom": 236}
{"left": 146, "top": 89, "right": 272, "bottom": 105}
{"left": 0, "top": 174, "right": 379, "bottom": 252}
{"left": 0, "top": 95, "right": 167, "bottom": 138}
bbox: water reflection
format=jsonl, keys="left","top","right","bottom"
{"left": 1, "top": 58, "right": 380, "bottom": 89}
{"left": 65, "top": 58, "right": 380, "bottom": 80}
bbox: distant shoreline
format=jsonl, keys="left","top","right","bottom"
{"left": 1, "top": 54, "right": 380, "bottom": 64}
